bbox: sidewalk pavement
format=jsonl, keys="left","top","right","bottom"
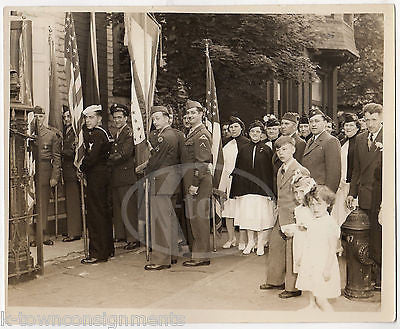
{"left": 8, "top": 233, "right": 380, "bottom": 313}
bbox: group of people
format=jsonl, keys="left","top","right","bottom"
{"left": 219, "top": 104, "right": 383, "bottom": 310}
{"left": 29, "top": 99, "right": 383, "bottom": 310}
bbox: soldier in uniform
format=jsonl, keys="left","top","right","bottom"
{"left": 29, "top": 106, "right": 62, "bottom": 246}
{"left": 181, "top": 100, "right": 213, "bottom": 267}
{"left": 144, "top": 106, "right": 181, "bottom": 270}
{"left": 109, "top": 103, "right": 140, "bottom": 250}
{"left": 61, "top": 105, "right": 82, "bottom": 242}
{"left": 80, "top": 105, "right": 114, "bottom": 264}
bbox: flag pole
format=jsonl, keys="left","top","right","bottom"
{"left": 79, "top": 177, "right": 89, "bottom": 259}
{"left": 144, "top": 14, "right": 151, "bottom": 262}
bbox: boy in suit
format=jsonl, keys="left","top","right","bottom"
{"left": 260, "top": 136, "right": 310, "bottom": 298}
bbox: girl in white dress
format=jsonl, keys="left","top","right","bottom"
{"left": 290, "top": 174, "right": 316, "bottom": 273}
{"left": 296, "top": 185, "right": 341, "bottom": 312}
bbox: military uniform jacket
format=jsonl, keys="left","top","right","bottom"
{"left": 108, "top": 124, "right": 136, "bottom": 187}
{"left": 62, "top": 125, "right": 77, "bottom": 181}
{"left": 301, "top": 130, "right": 341, "bottom": 193}
{"left": 147, "top": 125, "right": 180, "bottom": 195}
{"left": 81, "top": 125, "right": 112, "bottom": 174}
{"left": 182, "top": 123, "right": 212, "bottom": 190}
{"left": 37, "top": 125, "right": 62, "bottom": 182}
{"left": 349, "top": 129, "right": 383, "bottom": 209}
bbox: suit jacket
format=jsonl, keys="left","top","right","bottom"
{"left": 272, "top": 132, "right": 306, "bottom": 195}
{"left": 301, "top": 130, "right": 341, "bottom": 193}
{"left": 277, "top": 159, "right": 310, "bottom": 226}
{"left": 349, "top": 129, "right": 383, "bottom": 209}
{"left": 109, "top": 125, "right": 136, "bottom": 187}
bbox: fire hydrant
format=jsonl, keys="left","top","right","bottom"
{"left": 341, "top": 208, "right": 374, "bottom": 299}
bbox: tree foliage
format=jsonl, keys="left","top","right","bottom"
{"left": 154, "top": 14, "right": 324, "bottom": 124}
{"left": 337, "top": 14, "right": 383, "bottom": 110}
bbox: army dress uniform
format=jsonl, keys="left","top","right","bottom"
{"left": 62, "top": 123, "right": 82, "bottom": 240}
{"left": 30, "top": 119, "right": 62, "bottom": 245}
{"left": 80, "top": 124, "right": 114, "bottom": 261}
{"left": 182, "top": 122, "right": 213, "bottom": 263}
{"left": 109, "top": 123, "right": 139, "bottom": 247}
{"left": 146, "top": 118, "right": 181, "bottom": 268}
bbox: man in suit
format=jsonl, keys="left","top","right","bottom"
{"left": 181, "top": 100, "right": 213, "bottom": 267}
{"left": 260, "top": 136, "right": 310, "bottom": 298}
{"left": 144, "top": 106, "right": 181, "bottom": 270}
{"left": 301, "top": 109, "right": 341, "bottom": 194}
{"left": 61, "top": 105, "right": 82, "bottom": 242}
{"left": 272, "top": 112, "right": 306, "bottom": 195}
{"left": 298, "top": 114, "right": 312, "bottom": 142}
{"left": 108, "top": 103, "right": 140, "bottom": 250}
{"left": 346, "top": 103, "right": 383, "bottom": 290}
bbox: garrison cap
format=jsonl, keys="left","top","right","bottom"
{"left": 150, "top": 105, "right": 169, "bottom": 116}
{"left": 275, "top": 135, "right": 295, "bottom": 149}
{"left": 299, "top": 114, "right": 309, "bottom": 125}
{"left": 265, "top": 118, "right": 280, "bottom": 127}
{"left": 186, "top": 99, "right": 205, "bottom": 112}
{"left": 308, "top": 108, "right": 327, "bottom": 120}
{"left": 110, "top": 103, "right": 129, "bottom": 116}
{"left": 62, "top": 105, "right": 70, "bottom": 113}
{"left": 282, "top": 112, "right": 299, "bottom": 124}
{"left": 83, "top": 104, "right": 102, "bottom": 116}
{"left": 33, "top": 106, "right": 45, "bottom": 115}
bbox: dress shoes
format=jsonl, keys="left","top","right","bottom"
{"left": 124, "top": 241, "right": 140, "bottom": 250}
{"left": 259, "top": 283, "right": 285, "bottom": 290}
{"left": 81, "top": 257, "right": 108, "bottom": 264}
{"left": 279, "top": 290, "right": 302, "bottom": 299}
{"left": 182, "top": 260, "right": 210, "bottom": 267}
{"left": 144, "top": 264, "right": 171, "bottom": 271}
{"left": 43, "top": 239, "right": 54, "bottom": 246}
{"left": 62, "top": 236, "right": 81, "bottom": 242}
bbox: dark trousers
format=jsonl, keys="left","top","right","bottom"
{"left": 265, "top": 220, "right": 298, "bottom": 291}
{"left": 368, "top": 208, "right": 382, "bottom": 285}
{"left": 150, "top": 194, "right": 179, "bottom": 265}
{"left": 63, "top": 169, "right": 82, "bottom": 238}
{"left": 112, "top": 185, "right": 138, "bottom": 242}
{"left": 185, "top": 175, "right": 212, "bottom": 261}
{"left": 86, "top": 169, "right": 114, "bottom": 260}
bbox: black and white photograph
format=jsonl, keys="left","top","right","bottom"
{"left": 2, "top": 1, "right": 396, "bottom": 325}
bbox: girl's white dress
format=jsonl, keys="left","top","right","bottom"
{"left": 292, "top": 205, "right": 314, "bottom": 273}
{"left": 295, "top": 214, "right": 341, "bottom": 298}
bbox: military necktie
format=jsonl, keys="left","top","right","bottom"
{"left": 281, "top": 167, "right": 285, "bottom": 176}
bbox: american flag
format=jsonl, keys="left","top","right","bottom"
{"left": 205, "top": 43, "right": 224, "bottom": 232}
{"left": 64, "top": 12, "right": 85, "bottom": 169}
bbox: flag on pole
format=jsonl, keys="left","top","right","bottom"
{"left": 26, "top": 111, "right": 36, "bottom": 213}
{"left": 18, "top": 20, "right": 33, "bottom": 106}
{"left": 64, "top": 12, "right": 85, "bottom": 169}
{"left": 48, "top": 30, "right": 63, "bottom": 132}
{"left": 205, "top": 42, "right": 224, "bottom": 232}
{"left": 84, "top": 12, "right": 100, "bottom": 106}
{"left": 124, "top": 13, "right": 161, "bottom": 172}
